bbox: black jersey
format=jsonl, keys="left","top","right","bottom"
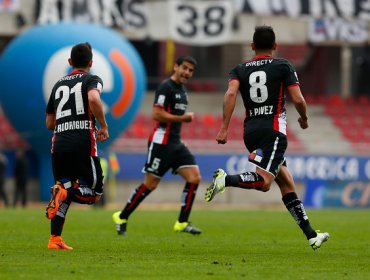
{"left": 149, "top": 79, "right": 188, "bottom": 144}
{"left": 46, "top": 70, "right": 103, "bottom": 156}
{"left": 229, "top": 55, "right": 299, "bottom": 135}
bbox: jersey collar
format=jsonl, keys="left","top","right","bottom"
{"left": 248, "top": 55, "right": 273, "bottom": 61}
{"left": 68, "top": 69, "right": 87, "bottom": 75}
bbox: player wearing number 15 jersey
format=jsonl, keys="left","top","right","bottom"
{"left": 45, "top": 42, "right": 109, "bottom": 250}
{"left": 205, "top": 26, "right": 329, "bottom": 250}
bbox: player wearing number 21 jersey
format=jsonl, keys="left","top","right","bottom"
{"left": 47, "top": 69, "right": 103, "bottom": 155}
{"left": 45, "top": 42, "right": 109, "bottom": 250}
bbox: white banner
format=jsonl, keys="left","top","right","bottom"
{"left": 2, "top": 0, "right": 369, "bottom": 45}
{"left": 168, "top": 0, "right": 235, "bottom": 46}
{"left": 308, "top": 18, "right": 368, "bottom": 43}
{"left": 36, "top": 0, "right": 148, "bottom": 32}
{"left": 238, "top": 0, "right": 370, "bottom": 20}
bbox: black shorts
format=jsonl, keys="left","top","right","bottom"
{"left": 244, "top": 129, "right": 287, "bottom": 177}
{"left": 143, "top": 141, "right": 197, "bottom": 178}
{"left": 51, "top": 152, "right": 104, "bottom": 195}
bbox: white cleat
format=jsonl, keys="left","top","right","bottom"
{"left": 308, "top": 230, "right": 330, "bottom": 250}
{"left": 205, "top": 168, "right": 227, "bottom": 202}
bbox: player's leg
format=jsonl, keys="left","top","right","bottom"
{"left": 276, "top": 164, "right": 329, "bottom": 250}
{"left": 113, "top": 142, "right": 167, "bottom": 235}
{"left": 20, "top": 181, "right": 27, "bottom": 207}
{"left": 67, "top": 155, "right": 104, "bottom": 205}
{"left": 112, "top": 173, "right": 160, "bottom": 235}
{"left": 205, "top": 131, "right": 284, "bottom": 202}
{"left": 0, "top": 178, "right": 9, "bottom": 207}
{"left": 47, "top": 152, "right": 72, "bottom": 250}
{"left": 205, "top": 166, "right": 269, "bottom": 202}
{"left": 175, "top": 164, "right": 202, "bottom": 234}
{"left": 47, "top": 153, "right": 99, "bottom": 217}
{"left": 48, "top": 199, "right": 73, "bottom": 250}
{"left": 46, "top": 153, "right": 69, "bottom": 219}
{"left": 206, "top": 143, "right": 281, "bottom": 202}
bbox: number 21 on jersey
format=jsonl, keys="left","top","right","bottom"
{"left": 55, "top": 82, "right": 84, "bottom": 119}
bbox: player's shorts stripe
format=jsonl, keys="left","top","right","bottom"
{"left": 267, "top": 137, "right": 279, "bottom": 171}
{"left": 90, "top": 156, "right": 97, "bottom": 190}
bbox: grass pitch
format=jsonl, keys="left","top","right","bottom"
{"left": 0, "top": 207, "right": 369, "bottom": 279}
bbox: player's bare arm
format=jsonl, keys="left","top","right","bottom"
{"left": 88, "top": 89, "right": 109, "bottom": 142}
{"left": 152, "top": 106, "right": 194, "bottom": 123}
{"left": 216, "top": 79, "right": 239, "bottom": 144}
{"left": 45, "top": 114, "right": 56, "bottom": 130}
{"left": 287, "top": 85, "right": 308, "bottom": 129}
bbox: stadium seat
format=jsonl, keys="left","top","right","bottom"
{"left": 357, "top": 95, "right": 370, "bottom": 106}
{"left": 328, "top": 95, "right": 344, "bottom": 107}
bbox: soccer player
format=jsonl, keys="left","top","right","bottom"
{"left": 113, "top": 55, "right": 202, "bottom": 235}
{"left": 205, "top": 26, "right": 329, "bottom": 250}
{"left": 45, "top": 42, "right": 109, "bottom": 250}
{"left": 0, "top": 152, "right": 8, "bottom": 207}
{"left": 12, "top": 149, "right": 28, "bottom": 207}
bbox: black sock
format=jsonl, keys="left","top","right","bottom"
{"left": 51, "top": 216, "right": 65, "bottom": 236}
{"left": 50, "top": 200, "right": 71, "bottom": 236}
{"left": 178, "top": 182, "right": 198, "bottom": 223}
{"left": 282, "top": 192, "right": 316, "bottom": 239}
{"left": 120, "top": 184, "right": 151, "bottom": 220}
{"left": 225, "top": 172, "right": 264, "bottom": 190}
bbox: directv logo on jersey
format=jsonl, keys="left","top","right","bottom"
{"left": 56, "top": 120, "right": 93, "bottom": 133}
{"left": 245, "top": 59, "right": 273, "bottom": 67}
{"left": 59, "top": 74, "right": 84, "bottom": 82}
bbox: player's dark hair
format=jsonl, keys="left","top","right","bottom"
{"left": 253, "top": 26, "right": 276, "bottom": 50}
{"left": 176, "top": 55, "right": 197, "bottom": 68}
{"left": 70, "top": 42, "right": 93, "bottom": 68}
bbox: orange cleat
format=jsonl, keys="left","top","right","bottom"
{"left": 45, "top": 184, "right": 68, "bottom": 219}
{"left": 48, "top": 235, "right": 73, "bottom": 250}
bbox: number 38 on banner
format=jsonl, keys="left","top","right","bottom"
{"left": 169, "top": 0, "right": 234, "bottom": 46}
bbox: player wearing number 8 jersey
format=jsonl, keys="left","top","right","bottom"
{"left": 45, "top": 42, "right": 109, "bottom": 250}
{"left": 205, "top": 26, "right": 329, "bottom": 250}
{"left": 236, "top": 56, "right": 297, "bottom": 134}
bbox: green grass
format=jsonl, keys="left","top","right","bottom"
{"left": 0, "top": 207, "right": 369, "bottom": 279}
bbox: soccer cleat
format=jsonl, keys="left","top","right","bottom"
{"left": 48, "top": 235, "right": 73, "bottom": 250}
{"left": 112, "top": 211, "right": 127, "bottom": 235}
{"left": 45, "top": 184, "right": 68, "bottom": 219}
{"left": 205, "top": 168, "right": 227, "bottom": 202}
{"left": 308, "top": 230, "right": 330, "bottom": 250}
{"left": 173, "top": 221, "right": 202, "bottom": 235}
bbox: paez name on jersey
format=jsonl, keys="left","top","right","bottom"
{"left": 249, "top": 105, "right": 273, "bottom": 117}
{"left": 56, "top": 120, "right": 93, "bottom": 133}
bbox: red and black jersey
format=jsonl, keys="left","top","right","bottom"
{"left": 46, "top": 70, "right": 103, "bottom": 156}
{"left": 149, "top": 79, "right": 188, "bottom": 144}
{"left": 229, "top": 55, "right": 299, "bottom": 135}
